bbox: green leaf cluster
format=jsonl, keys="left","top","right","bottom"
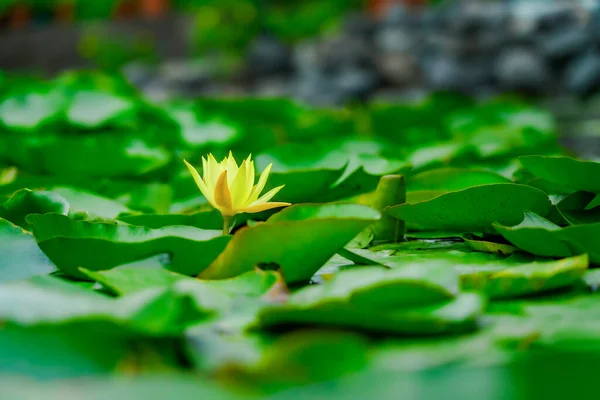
{"left": 3, "top": 74, "right": 600, "bottom": 397}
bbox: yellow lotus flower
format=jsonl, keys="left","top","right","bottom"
{"left": 184, "top": 152, "right": 290, "bottom": 219}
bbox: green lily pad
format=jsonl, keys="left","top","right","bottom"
{"left": 199, "top": 204, "right": 380, "bottom": 283}
{"left": 556, "top": 191, "right": 600, "bottom": 225}
{"left": 28, "top": 213, "right": 230, "bottom": 279}
{"left": 118, "top": 210, "right": 225, "bottom": 230}
{"left": 258, "top": 290, "right": 485, "bottom": 335}
{"left": 494, "top": 211, "right": 600, "bottom": 263}
{"left": 222, "top": 330, "right": 369, "bottom": 392}
{"left": 259, "top": 262, "right": 478, "bottom": 336}
{"left": 301, "top": 265, "right": 459, "bottom": 307}
{"left": 520, "top": 156, "right": 600, "bottom": 194}
{"left": 82, "top": 266, "right": 279, "bottom": 298}
{"left": 407, "top": 168, "right": 511, "bottom": 193}
{"left": 36, "top": 134, "right": 171, "bottom": 178}
{"left": 255, "top": 147, "right": 345, "bottom": 204}
{"left": 66, "top": 91, "right": 136, "bottom": 129}
{"left": 52, "top": 186, "right": 132, "bottom": 220}
{"left": 0, "top": 218, "right": 56, "bottom": 281}
{"left": 0, "top": 189, "right": 69, "bottom": 230}
{"left": 388, "top": 184, "right": 552, "bottom": 233}
{"left": 461, "top": 254, "right": 589, "bottom": 299}
{"left": 0, "top": 325, "right": 132, "bottom": 378}
{"left": 0, "top": 88, "right": 65, "bottom": 131}
{"left": 0, "top": 275, "right": 246, "bottom": 335}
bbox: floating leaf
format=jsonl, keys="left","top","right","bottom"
{"left": 222, "top": 330, "right": 369, "bottom": 392}
{"left": 82, "top": 266, "right": 279, "bottom": 299}
{"left": 0, "top": 88, "right": 65, "bottom": 131}
{"left": 29, "top": 213, "right": 230, "bottom": 278}
{"left": 37, "top": 135, "right": 171, "bottom": 178}
{"left": 0, "top": 325, "right": 132, "bottom": 378}
{"left": 0, "top": 278, "right": 224, "bottom": 334}
{"left": 520, "top": 156, "right": 600, "bottom": 194}
{"left": 199, "top": 204, "right": 380, "bottom": 283}
{"left": 494, "top": 211, "right": 600, "bottom": 262}
{"left": 407, "top": 168, "right": 510, "bottom": 193}
{"left": 0, "top": 189, "right": 69, "bottom": 229}
{"left": 52, "top": 186, "right": 132, "bottom": 220}
{"left": 461, "top": 254, "right": 589, "bottom": 299}
{"left": 388, "top": 184, "right": 552, "bottom": 233}
{"left": 0, "top": 218, "right": 56, "bottom": 281}
{"left": 66, "top": 90, "right": 136, "bottom": 129}
{"left": 259, "top": 291, "right": 485, "bottom": 335}
{"left": 556, "top": 191, "right": 600, "bottom": 225}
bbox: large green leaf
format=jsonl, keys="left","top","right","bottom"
{"left": 0, "top": 87, "right": 65, "bottom": 131}
{"left": 259, "top": 291, "right": 485, "bottom": 335}
{"left": 340, "top": 244, "right": 585, "bottom": 299}
{"left": 494, "top": 211, "right": 600, "bottom": 263}
{"left": 66, "top": 90, "right": 136, "bottom": 129}
{"left": 294, "top": 265, "right": 459, "bottom": 307}
{"left": 82, "top": 267, "right": 279, "bottom": 299}
{"left": 254, "top": 141, "right": 406, "bottom": 203}
{"left": 406, "top": 167, "right": 512, "bottom": 203}
{"left": 407, "top": 168, "right": 511, "bottom": 193}
{"left": 220, "top": 330, "right": 369, "bottom": 392}
{"left": 0, "top": 278, "right": 226, "bottom": 334}
{"left": 118, "top": 210, "right": 225, "bottom": 230}
{"left": 556, "top": 191, "right": 600, "bottom": 225}
{"left": 0, "top": 188, "right": 69, "bottom": 229}
{"left": 36, "top": 134, "right": 171, "bottom": 178}
{"left": 28, "top": 213, "right": 230, "bottom": 278}
{"left": 0, "top": 218, "right": 56, "bottom": 281}
{"left": 388, "top": 184, "right": 552, "bottom": 233}
{"left": 258, "top": 262, "right": 484, "bottom": 335}
{"left": 520, "top": 156, "right": 600, "bottom": 194}
{"left": 198, "top": 204, "right": 380, "bottom": 283}
{"left": 0, "top": 325, "right": 132, "bottom": 378}
{"left": 461, "top": 254, "right": 589, "bottom": 299}
{"left": 52, "top": 186, "right": 132, "bottom": 220}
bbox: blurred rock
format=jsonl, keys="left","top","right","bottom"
{"left": 536, "top": 7, "right": 578, "bottom": 34}
{"left": 333, "top": 66, "right": 379, "bottom": 100}
{"left": 539, "top": 28, "right": 589, "bottom": 60}
{"left": 372, "top": 88, "right": 429, "bottom": 104}
{"left": 122, "top": 62, "right": 156, "bottom": 88}
{"left": 293, "top": 41, "right": 321, "bottom": 73}
{"left": 374, "top": 26, "right": 414, "bottom": 53}
{"left": 254, "top": 77, "right": 292, "bottom": 98}
{"left": 294, "top": 72, "right": 344, "bottom": 107}
{"left": 417, "top": 9, "right": 443, "bottom": 31}
{"left": 246, "top": 35, "right": 292, "bottom": 78}
{"left": 319, "top": 35, "right": 373, "bottom": 70}
{"left": 565, "top": 50, "right": 600, "bottom": 95}
{"left": 343, "top": 12, "right": 376, "bottom": 39}
{"left": 422, "top": 54, "right": 465, "bottom": 92}
{"left": 445, "top": 3, "right": 495, "bottom": 37}
{"left": 376, "top": 53, "right": 419, "bottom": 87}
{"left": 461, "top": 55, "right": 493, "bottom": 88}
{"left": 381, "top": 4, "right": 409, "bottom": 27}
{"left": 159, "top": 60, "right": 211, "bottom": 93}
{"left": 495, "top": 46, "right": 550, "bottom": 92}
{"left": 589, "top": 6, "right": 600, "bottom": 42}
{"left": 140, "top": 79, "right": 174, "bottom": 103}
{"left": 116, "top": 1, "right": 600, "bottom": 104}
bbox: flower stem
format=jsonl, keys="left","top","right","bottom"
{"left": 222, "top": 216, "right": 232, "bottom": 235}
